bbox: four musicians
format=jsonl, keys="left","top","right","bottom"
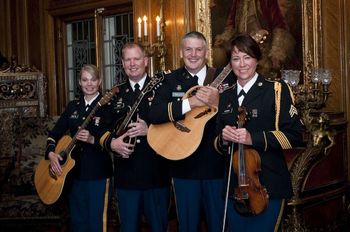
{"left": 44, "top": 32, "right": 303, "bottom": 231}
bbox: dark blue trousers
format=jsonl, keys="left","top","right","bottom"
{"left": 68, "top": 178, "right": 110, "bottom": 232}
{"left": 225, "top": 199, "right": 284, "bottom": 232}
{"left": 172, "top": 178, "right": 226, "bottom": 232}
{"left": 116, "top": 187, "right": 170, "bottom": 232}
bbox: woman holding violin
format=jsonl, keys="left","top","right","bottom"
{"left": 214, "top": 33, "right": 304, "bottom": 231}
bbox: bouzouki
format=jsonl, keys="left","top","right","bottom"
{"left": 112, "top": 72, "right": 165, "bottom": 156}
{"left": 34, "top": 86, "right": 119, "bottom": 205}
{"left": 147, "top": 64, "right": 232, "bottom": 160}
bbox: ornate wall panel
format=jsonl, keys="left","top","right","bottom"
{"left": 0, "top": 72, "right": 46, "bottom": 117}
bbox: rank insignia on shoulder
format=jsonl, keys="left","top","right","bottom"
{"left": 289, "top": 105, "right": 298, "bottom": 117}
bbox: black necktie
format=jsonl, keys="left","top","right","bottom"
{"left": 192, "top": 75, "right": 199, "bottom": 85}
{"left": 238, "top": 89, "right": 246, "bottom": 106}
{"left": 134, "top": 83, "right": 141, "bottom": 97}
{"left": 238, "top": 89, "right": 246, "bottom": 98}
{"left": 85, "top": 104, "right": 90, "bottom": 111}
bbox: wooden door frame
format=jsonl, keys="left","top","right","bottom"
{"left": 45, "top": 1, "right": 132, "bottom": 115}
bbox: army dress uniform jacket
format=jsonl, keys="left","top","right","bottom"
{"left": 148, "top": 66, "right": 235, "bottom": 179}
{"left": 97, "top": 77, "right": 170, "bottom": 190}
{"left": 215, "top": 75, "right": 304, "bottom": 198}
{"left": 45, "top": 95, "right": 113, "bottom": 181}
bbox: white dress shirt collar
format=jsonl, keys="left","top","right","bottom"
{"left": 188, "top": 65, "right": 207, "bottom": 86}
{"left": 129, "top": 74, "right": 147, "bottom": 91}
{"left": 237, "top": 72, "right": 258, "bottom": 95}
{"left": 84, "top": 92, "right": 100, "bottom": 106}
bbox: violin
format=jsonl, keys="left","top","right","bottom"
{"left": 232, "top": 106, "right": 269, "bottom": 216}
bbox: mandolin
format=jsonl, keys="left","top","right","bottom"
{"left": 112, "top": 72, "right": 165, "bottom": 157}
{"left": 34, "top": 85, "right": 119, "bottom": 205}
{"left": 147, "top": 64, "right": 232, "bottom": 160}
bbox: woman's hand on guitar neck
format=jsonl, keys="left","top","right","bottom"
{"left": 76, "top": 129, "right": 95, "bottom": 144}
{"left": 48, "top": 151, "right": 63, "bottom": 176}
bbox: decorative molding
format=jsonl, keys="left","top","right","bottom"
{"left": 195, "top": 0, "right": 212, "bottom": 66}
{"left": 0, "top": 72, "right": 47, "bottom": 117}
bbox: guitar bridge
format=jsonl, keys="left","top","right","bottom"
{"left": 173, "top": 121, "right": 191, "bottom": 132}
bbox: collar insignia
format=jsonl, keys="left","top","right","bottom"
{"left": 252, "top": 109, "right": 258, "bottom": 117}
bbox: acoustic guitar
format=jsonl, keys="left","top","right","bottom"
{"left": 147, "top": 64, "right": 232, "bottom": 160}
{"left": 34, "top": 86, "right": 119, "bottom": 205}
{"left": 112, "top": 72, "right": 165, "bottom": 156}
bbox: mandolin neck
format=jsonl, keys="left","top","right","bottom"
{"left": 116, "top": 91, "right": 145, "bottom": 135}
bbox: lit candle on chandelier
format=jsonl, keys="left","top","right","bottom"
{"left": 143, "top": 15, "right": 148, "bottom": 36}
{"left": 137, "top": 17, "right": 142, "bottom": 39}
{"left": 156, "top": 16, "right": 160, "bottom": 37}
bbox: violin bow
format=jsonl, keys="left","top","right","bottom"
{"left": 222, "top": 141, "right": 235, "bottom": 232}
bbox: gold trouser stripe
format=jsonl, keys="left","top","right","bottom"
{"left": 274, "top": 199, "right": 286, "bottom": 232}
{"left": 102, "top": 178, "right": 110, "bottom": 232}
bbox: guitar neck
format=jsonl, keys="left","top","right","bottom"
{"left": 210, "top": 63, "right": 232, "bottom": 89}
{"left": 66, "top": 103, "right": 100, "bottom": 152}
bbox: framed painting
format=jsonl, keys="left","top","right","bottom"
{"left": 195, "top": 0, "right": 322, "bottom": 84}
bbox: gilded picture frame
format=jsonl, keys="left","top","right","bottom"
{"left": 195, "top": 0, "right": 322, "bottom": 85}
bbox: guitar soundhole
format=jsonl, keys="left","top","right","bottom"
{"left": 194, "top": 108, "right": 212, "bottom": 119}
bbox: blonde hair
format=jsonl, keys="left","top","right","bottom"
{"left": 80, "top": 64, "right": 100, "bottom": 80}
